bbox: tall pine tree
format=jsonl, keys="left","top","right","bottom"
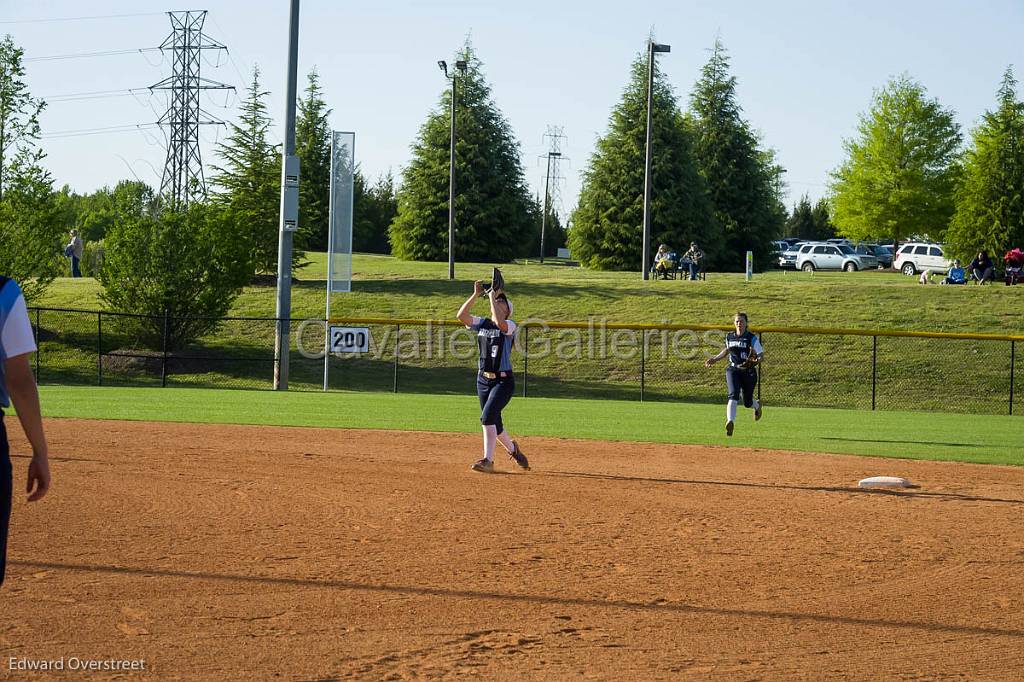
{"left": 390, "top": 42, "right": 537, "bottom": 263}
{"left": 570, "top": 45, "right": 718, "bottom": 271}
{"left": 209, "top": 66, "right": 295, "bottom": 275}
{"left": 830, "top": 75, "right": 961, "bottom": 248}
{"left": 690, "top": 39, "right": 785, "bottom": 270}
{"left": 945, "top": 67, "right": 1024, "bottom": 262}
{"left": 353, "top": 168, "right": 397, "bottom": 254}
{"left": 295, "top": 68, "right": 332, "bottom": 251}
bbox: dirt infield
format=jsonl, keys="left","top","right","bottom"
{"left": 3, "top": 419, "right": 1024, "bottom": 680}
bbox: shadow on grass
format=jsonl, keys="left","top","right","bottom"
{"left": 822, "top": 437, "right": 982, "bottom": 449}
{"left": 10, "top": 560, "right": 1024, "bottom": 638}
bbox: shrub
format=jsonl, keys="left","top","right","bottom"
{"left": 98, "top": 203, "right": 250, "bottom": 350}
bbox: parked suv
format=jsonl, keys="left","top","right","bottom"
{"left": 778, "top": 242, "right": 803, "bottom": 269}
{"left": 892, "top": 242, "right": 952, "bottom": 275}
{"left": 796, "top": 242, "right": 874, "bottom": 272}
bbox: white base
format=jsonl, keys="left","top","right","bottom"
{"left": 858, "top": 476, "right": 916, "bottom": 489}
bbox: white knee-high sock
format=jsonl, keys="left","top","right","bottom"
{"left": 482, "top": 425, "right": 498, "bottom": 461}
{"left": 727, "top": 400, "right": 738, "bottom": 423}
{"left": 497, "top": 431, "right": 515, "bottom": 453}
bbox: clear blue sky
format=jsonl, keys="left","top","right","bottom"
{"left": 5, "top": 0, "right": 1023, "bottom": 220}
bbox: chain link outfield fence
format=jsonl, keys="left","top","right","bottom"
{"left": 27, "top": 308, "right": 1024, "bottom": 416}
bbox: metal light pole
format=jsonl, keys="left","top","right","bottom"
{"left": 540, "top": 151, "right": 561, "bottom": 263}
{"left": 641, "top": 40, "right": 670, "bottom": 281}
{"left": 439, "top": 59, "right": 468, "bottom": 280}
{"left": 273, "top": 0, "right": 301, "bottom": 389}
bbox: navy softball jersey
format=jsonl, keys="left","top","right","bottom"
{"left": 724, "top": 330, "right": 763, "bottom": 407}
{"left": 469, "top": 316, "right": 517, "bottom": 432}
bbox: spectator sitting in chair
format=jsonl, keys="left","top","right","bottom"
{"left": 653, "top": 244, "right": 675, "bottom": 279}
{"left": 969, "top": 250, "right": 995, "bottom": 284}
{"left": 682, "top": 241, "right": 704, "bottom": 280}
{"left": 941, "top": 260, "right": 966, "bottom": 285}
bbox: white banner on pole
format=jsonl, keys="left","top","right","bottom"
{"left": 325, "top": 131, "right": 356, "bottom": 390}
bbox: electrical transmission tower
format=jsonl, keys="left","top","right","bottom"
{"left": 150, "top": 10, "right": 233, "bottom": 208}
{"left": 539, "top": 126, "right": 568, "bottom": 262}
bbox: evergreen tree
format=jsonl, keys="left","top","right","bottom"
{"left": 209, "top": 66, "right": 298, "bottom": 275}
{"left": 946, "top": 67, "right": 1024, "bottom": 262}
{"left": 540, "top": 208, "right": 567, "bottom": 258}
{"left": 785, "top": 195, "right": 835, "bottom": 240}
{"left": 830, "top": 75, "right": 961, "bottom": 248}
{"left": 570, "top": 45, "right": 718, "bottom": 271}
{"left": 0, "top": 34, "right": 62, "bottom": 300}
{"left": 295, "top": 68, "right": 332, "bottom": 251}
{"left": 810, "top": 198, "right": 836, "bottom": 239}
{"left": 354, "top": 168, "right": 397, "bottom": 254}
{"left": 690, "top": 39, "right": 785, "bottom": 271}
{"left": 786, "top": 195, "right": 815, "bottom": 239}
{"left": 390, "top": 42, "right": 538, "bottom": 262}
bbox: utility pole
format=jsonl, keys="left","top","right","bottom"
{"left": 540, "top": 152, "right": 560, "bottom": 263}
{"left": 439, "top": 59, "right": 468, "bottom": 280}
{"left": 642, "top": 40, "right": 670, "bottom": 281}
{"left": 273, "top": 0, "right": 301, "bottom": 390}
{"left": 150, "top": 10, "right": 232, "bottom": 208}
{"left": 539, "top": 126, "right": 567, "bottom": 263}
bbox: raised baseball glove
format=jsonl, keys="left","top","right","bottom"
{"left": 482, "top": 267, "right": 505, "bottom": 296}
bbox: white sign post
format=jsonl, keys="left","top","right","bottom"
{"left": 745, "top": 250, "right": 754, "bottom": 282}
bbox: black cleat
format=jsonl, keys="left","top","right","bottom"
{"left": 726, "top": 420, "right": 734, "bottom": 437}
{"left": 471, "top": 458, "right": 495, "bottom": 473}
{"left": 508, "top": 441, "right": 530, "bottom": 470}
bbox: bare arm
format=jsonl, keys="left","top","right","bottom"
{"left": 457, "top": 281, "right": 484, "bottom": 327}
{"left": 5, "top": 354, "right": 50, "bottom": 501}
{"left": 704, "top": 346, "right": 729, "bottom": 367}
{"left": 489, "top": 289, "right": 509, "bottom": 333}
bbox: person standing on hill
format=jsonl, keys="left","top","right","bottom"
{"left": 65, "top": 230, "right": 84, "bottom": 278}
{"left": 705, "top": 312, "right": 763, "bottom": 437}
{"left": 456, "top": 280, "right": 530, "bottom": 473}
{"left": 1, "top": 276, "right": 51, "bottom": 587}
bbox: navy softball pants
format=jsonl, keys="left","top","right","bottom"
{"left": 726, "top": 366, "right": 758, "bottom": 408}
{"left": 478, "top": 374, "right": 515, "bottom": 435}
{"left": 1, "top": 416, "right": 11, "bottom": 587}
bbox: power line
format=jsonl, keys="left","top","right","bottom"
{"left": 25, "top": 47, "right": 161, "bottom": 63}
{"left": 0, "top": 12, "right": 163, "bottom": 24}
{"left": 40, "top": 123, "right": 161, "bottom": 139}
{"left": 44, "top": 88, "right": 153, "bottom": 103}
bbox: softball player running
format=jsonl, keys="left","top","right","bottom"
{"left": 1, "top": 277, "right": 51, "bottom": 587}
{"left": 705, "top": 312, "right": 763, "bottom": 437}
{"left": 456, "top": 280, "right": 529, "bottom": 473}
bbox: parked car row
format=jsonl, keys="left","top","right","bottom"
{"left": 773, "top": 238, "right": 954, "bottom": 276}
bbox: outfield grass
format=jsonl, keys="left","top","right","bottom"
{"left": 33, "top": 386, "right": 1023, "bottom": 467}
{"left": 26, "top": 254, "right": 1024, "bottom": 414}
{"left": 35, "top": 252, "right": 1024, "bottom": 334}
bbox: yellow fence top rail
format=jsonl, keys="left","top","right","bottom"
{"left": 327, "top": 317, "right": 1024, "bottom": 343}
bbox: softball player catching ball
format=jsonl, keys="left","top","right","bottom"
{"left": 705, "top": 312, "right": 763, "bottom": 437}
{"left": 456, "top": 280, "right": 530, "bottom": 473}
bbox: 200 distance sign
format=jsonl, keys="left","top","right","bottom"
{"left": 329, "top": 326, "right": 370, "bottom": 354}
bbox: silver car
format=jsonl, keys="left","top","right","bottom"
{"left": 796, "top": 242, "right": 874, "bottom": 272}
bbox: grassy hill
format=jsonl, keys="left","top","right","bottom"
{"left": 34, "top": 252, "right": 1024, "bottom": 335}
